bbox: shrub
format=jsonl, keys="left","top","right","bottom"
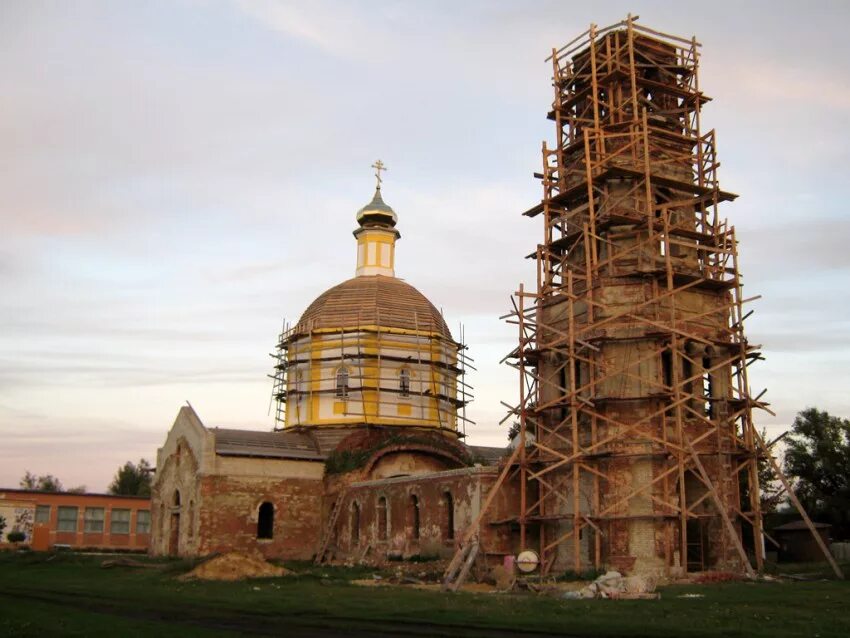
{"left": 7, "top": 531, "right": 26, "bottom": 543}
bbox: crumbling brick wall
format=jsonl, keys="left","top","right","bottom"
{"left": 327, "top": 467, "right": 512, "bottom": 564}
{"left": 198, "top": 475, "right": 323, "bottom": 560}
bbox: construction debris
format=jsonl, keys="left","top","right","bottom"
{"left": 179, "top": 551, "right": 289, "bottom": 581}
{"left": 562, "top": 571, "right": 659, "bottom": 600}
{"left": 101, "top": 558, "right": 162, "bottom": 569}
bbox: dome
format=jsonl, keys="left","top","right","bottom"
{"left": 295, "top": 275, "right": 452, "bottom": 340}
{"left": 356, "top": 187, "right": 398, "bottom": 227}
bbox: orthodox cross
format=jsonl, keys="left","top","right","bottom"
{"left": 371, "top": 159, "right": 387, "bottom": 188}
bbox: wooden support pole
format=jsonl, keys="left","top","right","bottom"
{"left": 685, "top": 440, "right": 755, "bottom": 579}
{"left": 752, "top": 429, "right": 844, "bottom": 579}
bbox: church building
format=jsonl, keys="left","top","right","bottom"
{"left": 150, "top": 168, "right": 510, "bottom": 563}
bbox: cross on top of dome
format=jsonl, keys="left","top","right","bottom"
{"left": 357, "top": 160, "right": 397, "bottom": 227}
{"left": 371, "top": 159, "right": 387, "bottom": 188}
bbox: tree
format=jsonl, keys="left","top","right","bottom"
{"left": 108, "top": 459, "right": 152, "bottom": 497}
{"left": 19, "top": 471, "right": 36, "bottom": 490}
{"left": 507, "top": 421, "right": 521, "bottom": 442}
{"left": 783, "top": 407, "right": 850, "bottom": 539}
{"left": 19, "top": 471, "right": 63, "bottom": 492}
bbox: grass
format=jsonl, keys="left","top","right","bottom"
{"left": 0, "top": 552, "right": 848, "bottom": 637}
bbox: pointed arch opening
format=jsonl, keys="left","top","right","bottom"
{"left": 351, "top": 501, "right": 360, "bottom": 544}
{"left": 377, "top": 496, "right": 388, "bottom": 541}
{"left": 408, "top": 494, "right": 420, "bottom": 540}
{"left": 443, "top": 491, "right": 454, "bottom": 541}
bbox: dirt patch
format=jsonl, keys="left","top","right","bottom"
{"left": 692, "top": 571, "right": 744, "bottom": 584}
{"left": 179, "top": 551, "right": 290, "bottom": 582}
{"left": 351, "top": 578, "right": 499, "bottom": 594}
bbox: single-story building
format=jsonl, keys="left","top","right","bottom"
{"left": 772, "top": 520, "right": 832, "bottom": 563}
{"left": 0, "top": 489, "right": 151, "bottom": 552}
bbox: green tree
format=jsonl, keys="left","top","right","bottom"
{"left": 19, "top": 471, "right": 63, "bottom": 492}
{"left": 783, "top": 408, "right": 850, "bottom": 539}
{"left": 507, "top": 421, "right": 520, "bottom": 442}
{"left": 108, "top": 459, "right": 152, "bottom": 497}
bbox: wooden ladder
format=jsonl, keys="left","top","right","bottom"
{"left": 442, "top": 537, "right": 479, "bottom": 592}
{"left": 315, "top": 491, "right": 346, "bottom": 564}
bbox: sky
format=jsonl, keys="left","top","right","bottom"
{"left": 2, "top": 0, "right": 849, "bottom": 491}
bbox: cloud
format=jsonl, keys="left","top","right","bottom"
{"left": 743, "top": 217, "right": 850, "bottom": 274}
{"left": 232, "top": 0, "right": 355, "bottom": 56}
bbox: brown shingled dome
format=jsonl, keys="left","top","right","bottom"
{"left": 295, "top": 275, "right": 452, "bottom": 340}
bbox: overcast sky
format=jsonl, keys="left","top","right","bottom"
{"left": 2, "top": 0, "right": 849, "bottom": 491}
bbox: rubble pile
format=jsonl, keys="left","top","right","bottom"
{"left": 179, "top": 551, "right": 289, "bottom": 581}
{"left": 562, "top": 571, "right": 659, "bottom": 600}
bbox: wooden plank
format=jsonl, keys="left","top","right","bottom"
{"left": 752, "top": 429, "right": 844, "bottom": 579}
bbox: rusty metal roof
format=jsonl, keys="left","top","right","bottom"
{"left": 294, "top": 275, "right": 453, "bottom": 340}
{"left": 212, "top": 428, "right": 324, "bottom": 461}
{"left": 467, "top": 445, "right": 507, "bottom": 464}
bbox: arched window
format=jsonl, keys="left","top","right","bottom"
{"left": 399, "top": 368, "right": 411, "bottom": 397}
{"left": 443, "top": 492, "right": 454, "bottom": 540}
{"left": 409, "top": 495, "right": 420, "bottom": 540}
{"left": 336, "top": 367, "right": 350, "bottom": 398}
{"left": 173, "top": 490, "right": 181, "bottom": 507}
{"left": 377, "top": 497, "right": 388, "bottom": 541}
{"left": 257, "top": 502, "right": 274, "bottom": 539}
{"left": 187, "top": 500, "right": 194, "bottom": 539}
{"left": 351, "top": 502, "right": 360, "bottom": 544}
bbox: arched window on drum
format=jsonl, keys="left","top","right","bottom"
{"left": 399, "top": 368, "right": 411, "bottom": 398}
{"left": 335, "top": 367, "right": 350, "bottom": 399}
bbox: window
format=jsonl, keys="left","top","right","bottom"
{"left": 351, "top": 502, "right": 360, "bottom": 544}
{"left": 702, "top": 355, "right": 714, "bottom": 419}
{"left": 84, "top": 507, "right": 104, "bottom": 533}
{"left": 409, "top": 495, "right": 420, "bottom": 540}
{"left": 377, "top": 497, "right": 388, "bottom": 541}
{"left": 35, "top": 505, "right": 50, "bottom": 524}
{"left": 336, "top": 367, "right": 350, "bottom": 398}
{"left": 173, "top": 490, "right": 181, "bottom": 507}
{"left": 399, "top": 369, "right": 410, "bottom": 397}
{"left": 257, "top": 502, "right": 274, "bottom": 539}
{"left": 444, "top": 492, "right": 455, "bottom": 541}
{"left": 661, "top": 349, "right": 673, "bottom": 389}
{"left": 136, "top": 510, "right": 151, "bottom": 534}
{"left": 110, "top": 509, "right": 130, "bottom": 534}
{"left": 187, "top": 501, "right": 195, "bottom": 539}
{"left": 57, "top": 506, "right": 78, "bottom": 532}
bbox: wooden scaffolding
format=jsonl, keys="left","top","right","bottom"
{"left": 445, "top": 15, "right": 841, "bottom": 585}
{"left": 270, "top": 317, "right": 474, "bottom": 435}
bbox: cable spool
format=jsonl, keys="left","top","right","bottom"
{"left": 516, "top": 550, "right": 540, "bottom": 573}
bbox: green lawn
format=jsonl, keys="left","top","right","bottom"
{"left": 0, "top": 553, "right": 847, "bottom": 637}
